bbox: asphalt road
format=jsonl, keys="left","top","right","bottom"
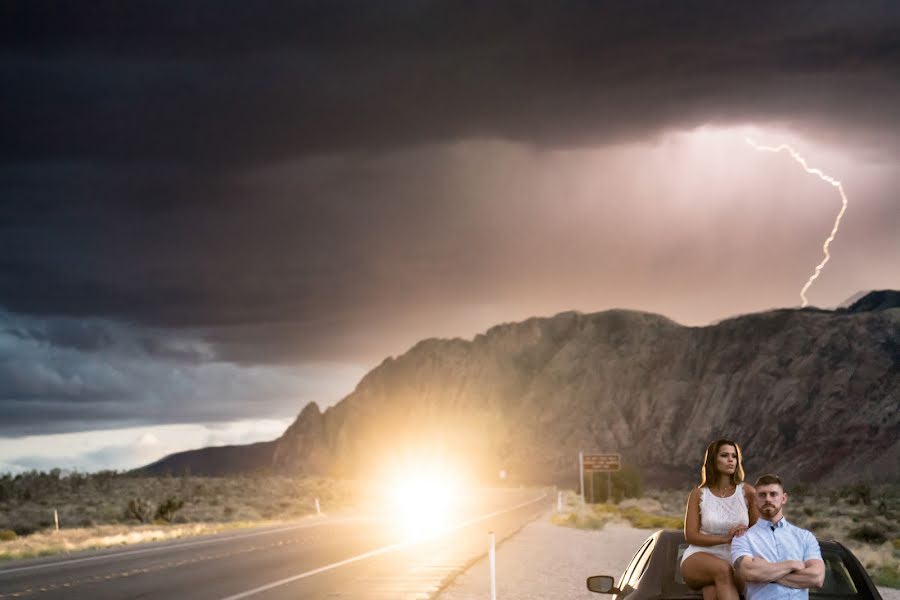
{"left": 0, "top": 488, "right": 550, "bottom": 600}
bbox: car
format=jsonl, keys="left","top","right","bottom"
{"left": 586, "top": 529, "right": 883, "bottom": 600}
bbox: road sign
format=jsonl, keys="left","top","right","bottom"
{"left": 582, "top": 453, "right": 620, "bottom": 472}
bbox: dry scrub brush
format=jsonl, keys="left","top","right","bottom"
{"left": 0, "top": 471, "right": 360, "bottom": 538}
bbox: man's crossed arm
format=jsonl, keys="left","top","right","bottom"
{"left": 776, "top": 560, "right": 825, "bottom": 589}
{"left": 735, "top": 557, "right": 825, "bottom": 588}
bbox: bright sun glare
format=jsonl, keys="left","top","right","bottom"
{"left": 378, "top": 458, "right": 468, "bottom": 541}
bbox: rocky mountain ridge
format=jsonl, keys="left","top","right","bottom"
{"left": 144, "top": 291, "right": 899, "bottom": 486}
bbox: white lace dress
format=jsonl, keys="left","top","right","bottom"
{"left": 681, "top": 483, "right": 749, "bottom": 564}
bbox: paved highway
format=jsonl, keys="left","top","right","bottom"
{"left": 0, "top": 488, "right": 550, "bottom": 600}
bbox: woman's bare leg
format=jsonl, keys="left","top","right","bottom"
{"left": 681, "top": 553, "right": 738, "bottom": 600}
{"left": 703, "top": 585, "right": 718, "bottom": 600}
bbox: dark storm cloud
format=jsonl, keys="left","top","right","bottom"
{"left": 0, "top": 154, "right": 429, "bottom": 344}
{"left": 0, "top": 311, "right": 361, "bottom": 435}
{"left": 2, "top": 1, "right": 900, "bottom": 166}
{"left": 1, "top": 0, "right": 899, "bottom": 372}
{"left": 1, "top": 1, "right": 899, "bottom": 446}
{"left": 1, "top": 308, "right": 213, "bottom": 361}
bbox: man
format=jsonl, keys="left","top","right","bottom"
{"left": 731, "top": 474, "right": 825, "bottom": 600}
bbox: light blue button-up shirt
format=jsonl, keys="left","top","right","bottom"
{"left": 731, "top": 517, "right": 822, "bottom": 600}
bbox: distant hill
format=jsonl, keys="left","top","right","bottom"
{"left": 843, "top": 289, "right": 900, "bottom": 313}
{"left": 136, "top": 441, "right": 276, "bottom": 477}
{"left": 142, "top": 291, "right": 899, "bottom": 486}
{"left": 838, "top": 290, "right": 871, "bottom": 309}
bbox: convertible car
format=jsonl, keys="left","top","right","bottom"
{"left": 587, "top": 530, "right": 883, "bottom": 600}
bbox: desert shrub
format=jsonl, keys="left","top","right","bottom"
{"left": 573, "top": 512, "right": 611, "bottom": 529}
{"left": 842, "top": 483, "right": 872, "bottom": 506}
{"left": 154, "top": 497, "right": 185, "bottom": 523}
{"left": 67, "top": 472, "right": 86, "bottom": 493}
{"left": 0, "top": 529, "right": 16, "bottom": 542}
{"left": 0, "top": 475, "right": 361, "bottom": 532}
{"left": 591, "top": 503, "right": 620, "bottom": 515}
{"left": 100, "top": 507, "right": 123, "bottom": 522}
{"left": 551, "top": 513, "right": 578, "bottom": 527}
{"left": 223, "top": 506, "right": 235, "bottom": 517}
{"left": 621, "top": 507, "right": 683, "bottom": 530}
{"left": 808, "top": 520, "right": 829, "bottom": 533}
{"left": 552, "top": 502, "right": 683, "bottom": 531}
{"left": 550, "top": 502, "right": 614, "bottom": 530}
{"left": 614, "top": 466, "right": 643, "bottom": 500}
{"left": 93, "top": 470, "right": 117, "bottom": 493}
{"left": 126, "top": 498, "right": 154, "bottom": 523}
{"left": 803, "top": 507, "right": 815, "bottom": 516}
{"left": 12, "top": 524, "right": 36, "bottom": 536}
{"left": 877, "top": 518, "right": 898, "bottom": 535}
{"left": 873, "top": 566, "right": 900, "bottom": 588}
{"left": 849, "top": 524, "right": 887, "bottom": 545}
{"left": 791, "top": 482, "right": 810, "bottom": 499}
{"left": 587, "top": 465, "right": 642, "bottom": 503}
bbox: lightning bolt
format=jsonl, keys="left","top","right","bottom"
{"left": 745, "top": 138, "right": 849, "bottom": 308}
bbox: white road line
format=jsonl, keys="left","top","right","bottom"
{"left": 0, "top": 517, "right": 370, "bottom": 576}
{"left": 217, "top": 493, "right": 548, "bottom": 600}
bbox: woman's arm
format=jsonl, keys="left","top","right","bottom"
{"left": 684, "top": 487, "right": 732, "bottom": 546}
{"left": 745, "top": 483, "right": 759, "bottom": 527}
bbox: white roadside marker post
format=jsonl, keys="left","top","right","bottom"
{"left": 315, "top": 498, "right": 321, "bottom": 515}
{"left": 489, "top": 531, "right": 497, "bottom": 600}
{"left": 54, "top": 509, "right": 59, "bottom": 532}
{"left": 557, "top": 490, "right": 563, "bottom": 512}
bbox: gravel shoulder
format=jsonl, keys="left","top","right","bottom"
{"left": 436, "top": 511, "right": 652, "bottom": 600}
{"left": 435, "top": 510, "right": 900, "bottom": 600}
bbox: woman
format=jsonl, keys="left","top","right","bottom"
{"left": 681, "top": 439, "right": 758, "bottom": 600}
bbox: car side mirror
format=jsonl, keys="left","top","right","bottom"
{"left": 587, "top": 575, "right": 618, "bottom": 594}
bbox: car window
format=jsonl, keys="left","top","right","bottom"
{"left": 619, "top": 538, "right": 653, "bottom": 590}
{"left": 627, "top": 536, "right": 657, "bottom": 587}
{"left": 816, "top": 549, "right": 859, "bottom": 596}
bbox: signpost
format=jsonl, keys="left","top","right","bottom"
{"left": 579, "top": 451, "right": 584, "bottom": 503}
{"left": 580, "top": 452, "right": 621, "bottom": 504}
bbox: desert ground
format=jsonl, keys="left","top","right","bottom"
{"left": 1, "top": 472, "right": 896, "bottom": 588}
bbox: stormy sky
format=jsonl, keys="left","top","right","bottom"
{"left": 2, "top": 1, "right": 898, "bottom": 471}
